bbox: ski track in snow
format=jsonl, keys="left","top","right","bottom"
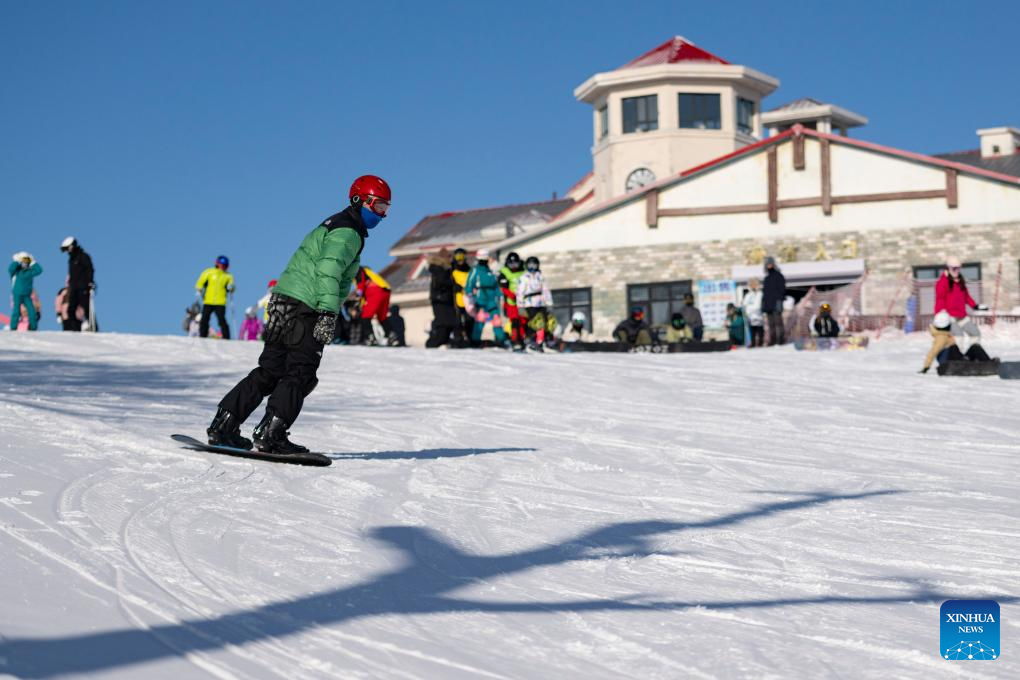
{"left": 0, "top": 331, "right": 1017, "bottom": 679}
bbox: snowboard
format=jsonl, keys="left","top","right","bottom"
{"left": 936, "top": 359, "right": 1000, "bottom": 377}
{"left": 794, "top": 336, "right": 869, "bottom": 352}
{"left": 999, "top": 361, "right": 1020, "bottom": 380}
{"left": 170, "top": 434, "right": 332, "bottom": 466}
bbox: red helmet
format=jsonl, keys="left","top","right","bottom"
{"left": 349, "top": 175, "right": 391, "bottom": 215}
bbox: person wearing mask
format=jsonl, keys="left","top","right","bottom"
{"left": 498, "top": 252, "right": 526, "bottom": 350}
{"left": 614, "top": 307, "right": 653, "bottom": 346}
{"left": 425, "top": 248, "right": 457, "bottom": 348}
{"left": 387, "top": 304, "right": 406, "bottom": 347}
{"left": 664, "top": 312, "right": 693, "bottom": 343}
{"left": 559, "top": 311, "right": 591, "bottom": 345}
{"left": 195, "top": 255, "right": 236, "bottom": 339}
{"left": 209, "top": 174, "right": 390, "bottom": 454}
{"left": 679, "top": 293, "right": 704, "bottom": 341}
{"left": 761, "top": 256, "right": 786, "bottom": 346}
{"left": 450, "top": 248, "right": 474, "bottom": 347}
{"left": 813, "top": 302, "right": 840, "bottom": 338}
{"left": 515, "top": 256, "right": 553, "bottom": 350}
{"left": 8, "top": 252, "right": 43, "bottom": 331}
{"left": 59, "top": 237, "right": 95, "bottom": 331}
{"left": 934, "top": 255, "right": 987, "bottom": 347}
{"left": 465, "top": 249, "right": 508, "bottom": 347}
{"left": 741, "top": 278, "right": 764, "bottom": 348}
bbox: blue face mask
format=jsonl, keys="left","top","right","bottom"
{"left": 360, "top": 206, "right": 383, "bottom": 230}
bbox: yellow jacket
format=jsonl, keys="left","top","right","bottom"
{"left": 196, "top": 267, "right": 235, "bottom": 306}
{"left": 665, "top": 325, "right": 693, "bottom": 343}
{"left": 451, "top": 268, "right": 469, "bottom": 309}
{"left": 923, "top": 326, "right": 956, "bottom": 370}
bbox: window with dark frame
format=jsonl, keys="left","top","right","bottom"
{"left": 678, "top": 93, "right": 720, "bottom": 130}
{"left": 622, "top": 95, "right": 658, "bottom": 134}
{"left": 626, "top": 280, "right": 693, "bottom": 327}
{"left": 552, "top": 288, "right": 593, "bottom": 331}
{"left": 598, "top": 105, "right": 608, "bottom": 140}
{"left": 737, "top": 97, "right": 755, "bottom": 136}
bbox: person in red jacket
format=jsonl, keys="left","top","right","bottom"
{"left": 934, "top": 255, "right": 987, "bottom": 345}
{"left": 354, "top": 267, "right": 391, "bottom": 345}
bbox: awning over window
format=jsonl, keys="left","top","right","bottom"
{"left": 731, "top": 258, "right": 864, "bottom": 287}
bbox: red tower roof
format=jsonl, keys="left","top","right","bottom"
{"left": 619, "top": 36, "right": 730, "bottom": 70}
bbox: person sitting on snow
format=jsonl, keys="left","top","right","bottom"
{"left": 664, "top": 312, "right": 693, "bottom": 343}
{"left": 560, "top": 311, "right": 592, "bottom": 344}
{"left": 921, "top": 311, "right": 959, "bottom": 374}
{"left": 725, "top": 303, "right": 746, "bottom": 346}
{"left": 813, "top": 302, "right": 840, "bottom": 338}
{"left": 614, "top": 307, "right": 653, "bottom": 346}
{"left": 387, "top": 304, "right": 406, "bottom": 346}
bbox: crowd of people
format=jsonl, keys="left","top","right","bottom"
{"left": 5, "top": 237, "right": 97, "bottom": 332}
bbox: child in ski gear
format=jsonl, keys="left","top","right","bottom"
{"left": 387, "top": 304, "right": 406, "bottom": 346}
{"left": 935, "top": 256, "right": 986, "bottom": 345}
{"left": 516, "top": 256, "right": 553, "bottom": 349}
{"left": 725, "top": 304, "right": 746, "bottom": 346}
{"left": 813, "top": 303, "right": 840, "bottom": 338}
{"left": 559, "top": 311, "right": 592, "bottom": 345}
{"left": 239, "top": 306, "right": 263, "bottom": 341}
{"left": 14, "top": 292, "right": 41, "bottom": 331}
{"left": 257, "top": 279, "right": 277, "bottom": 323}
{"left": 466, "top": 249, "right": 508, "bottom": 346}
{"left": 182, "top": 302, "right": 202, "bottom": 336}
{"left": 426, "top": 248, "right": 457, "bottom": 348}
{"left": 211, "top": 174, "right": 389, "bottom": 455}
{"left": 451, "top": 248, "right": 474, "bottom": 346}
{"left": 921, "top": 311, "right": 957, "bottom": 373}
{"left": 195, "top": 255, "right": 235, "bottom": 339}
{"left": 742, "top": 278, "right": 764, "bottom": 347}
{"left": 664, "top": 312, "right": 693, "bottom": 343}
{"left": 59, "top": 237, "right": 94, "bottom": 332}
{"left": 762, "top": 257, "right": 786, "bottom": 345}
{"left": 9, "top": 252, "right": 42, "bottom": 331}
{"left": 354, "top": 267, "right": 391, "bottom": 345}
{"left": 679, "top": 293, "right": 704, "bottom": 341}
{"left": 498, "top": 251, "right": 526, "bottom": 348}
{"left": 614, "top": 308, "right": 653, "bottom": 346}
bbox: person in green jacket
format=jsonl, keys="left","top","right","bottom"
{"left": 209, "top": 175, "right": 392, "bottom": 454}
{"left": 9, "top": 252, "right": 42, "bottom": 331}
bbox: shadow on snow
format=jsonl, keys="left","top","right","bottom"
{"left": 329, "top": 447, "right": 536, "bottom": 461}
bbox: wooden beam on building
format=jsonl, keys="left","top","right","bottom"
{"left": 767, "top": 146, "right": 778, "bottom": 223}
{"left": 793, "top": 134, "right": 805, "bottom": 170}
{"left": 658, "top": 203, "right": 769, "bottom": 217}
{"left": 945, "top": 168, "right": 959, "bottom": 208}
{"left": 820, "top": 138, "right": 832, "bottom": 215}
{"left": 645, "top": 189, "right": 658, "bottom": 228}
{"left": 831, "top": 189, "right": 946, "bottom": 205}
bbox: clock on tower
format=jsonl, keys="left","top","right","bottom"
{"left": 625, "top": 167, "right": 656, "bottom": 192}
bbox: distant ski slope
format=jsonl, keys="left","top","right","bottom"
{"left": 0, "top": 331, "right": 1017, "bottom": 679}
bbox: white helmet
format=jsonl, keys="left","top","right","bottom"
{"left": 245, "top": 306, "right": 256, "bottom": 316}
{"left": 12, "top": 251, "right": 31, "bottom": 263}
{"left": 60, "top": 236, "right": 77, "bottom": 252}
{"left": 476, "top": 248, "right": 490, "bottom": 261}
{"left": 933, "top": 310, "right": 952, "bottom": 330}
{"left": 571, "top": 311, "right": 586, "bottom": 325}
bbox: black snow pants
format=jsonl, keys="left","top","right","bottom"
{"left": 426, "top": 302, "right": 457, "bottom": 348}
{"left": 63, "top": 287, "right": 91, "bottom": 331}
{"left": 766, "top": 310, "right": 785, "bottom": 346}
{"left": 218, "top": 296, "right": 323, "bottom": 426}
{"left": 200, "top": 304, "right": 230, "bottom": 339}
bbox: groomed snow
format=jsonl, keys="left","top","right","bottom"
{"left": 0, "top": 331, "right": 1017, "bottom": 679}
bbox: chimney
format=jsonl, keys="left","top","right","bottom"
{"left": 977, "top": 127, "right": 1020, "bottom": 158}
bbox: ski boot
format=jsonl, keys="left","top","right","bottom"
{"left": 207, "top": 408, "right": 253, "bottom": 450}
{"left": 252, "top": 412, "right": 310, "bottom": 455}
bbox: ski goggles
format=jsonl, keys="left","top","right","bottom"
{"left": 363, "top": 194, "right": 390, "bottom": 216}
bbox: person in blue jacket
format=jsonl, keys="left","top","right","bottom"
{"left": 464, "top": 249, "right": 508, "bottom": 346}
{"left": 9, "top": 252, "right": 42, "bottom": 331}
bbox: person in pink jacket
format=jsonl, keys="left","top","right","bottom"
{"left": 239, "top": 306, "right": 263, "bottom": 341}
{"left": 934, "top": 256, "right": 987, "bottom": 344}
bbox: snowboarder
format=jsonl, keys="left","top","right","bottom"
{"left": 426, "top": 248, "right": 457, "bottom": 348}
{"left": 742, "top": 278, "right": 764, "bottom": 348}
{"left": 934, "top": 256, "right": 987, "bottom": 347}
{"left": 9, "top": 252, "right": 42, "bottom": 331}
{"left": 761, "top": 256, "right": 786, "bottom": 346}
{"left": 239, "top": 306, "right": 263, "bottom": 341}
{"left": 920, "top": 311, "right": 957, "bottom": 374}
{"left": 450, "top": 248, "right": 474, "bottom": 346}
{"left": 195, "top": 256, "right": 235, "bottom": 339}
{"left": 664, "top": 312, "right": 693, "bottom": 343}
{"left": 208, "top": 174, "right": 391, "bottom": 454}
{"left": 559, "top": 311, "right": 591, "bottom": 345}
{"left": 515, "top": 256, "right": 553, "bottom": 350}
{"left": 679, "top": 293, "right": 704, "bottom": 341}
{"left": 614, "top": 307, "right": 653, "bottom": 347}
{"left": 725, "top": 304, "right": 746, "bottom": 346}
{"left": 498, "top": 252, "right": 526, "bottom": 349}
{"left": 465, "top": 249, "right": 508, "bottom": 347}
{"left": 59, "top": 237, "right": 95, "bottom": 332}
{"left": 813, "top": 302, "right": 840, "bottom": 338}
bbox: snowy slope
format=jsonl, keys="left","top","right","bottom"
{"left": 0, "top": 331, "right": 1017, "bottom": 679}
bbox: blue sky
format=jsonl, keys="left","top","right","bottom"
{"left": 3, "top": 0, "right": 1019, "bottom": 334}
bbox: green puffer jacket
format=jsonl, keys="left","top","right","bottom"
{"left": 273, "top": 209, "right": 366, "bottom": 314}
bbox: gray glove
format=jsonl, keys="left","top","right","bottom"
{"left": 312, "top": 312, "right": 337, "bottom": 344}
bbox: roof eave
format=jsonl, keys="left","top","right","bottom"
{"left": 575, "top": 64, "right": 779, "bottom": 103}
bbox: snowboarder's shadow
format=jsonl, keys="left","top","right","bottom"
{"left": 5, "top": 488, "right": 1014, "bottom": 679}
{"left": 327, "top": 446, "right": 535, "bottom": 460}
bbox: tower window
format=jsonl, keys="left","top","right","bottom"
{"left": 678, "top": 93, "right": 721, "bottom": 130}
{"left": 737, "top": 97, "right": 755, "bottom": 136}
{"left": 598, "top": 105, "right": 609, "bottom": 140}
{"left": 622, "top": 95, "right": 658, "bottom": 134}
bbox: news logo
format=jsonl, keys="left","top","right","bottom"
{"left": 941, "top": 600, "right": 999, "bottom": 660}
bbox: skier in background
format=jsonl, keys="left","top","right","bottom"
{"left": 353, "top": 267, "right": 391, "bottom": 345}
{"left": 387, "top": 304, "right": 406, "bottom": 347}
{"left": 450, "top": 248, "right": 473, "bottom": 347}
{"left": 59, "top": 237, "right": 95, "bottom": 331}
{"left": 208, "top": 175, "right": 390, "bottom": 454}
{"left": 195, "top": 255, "right": 235, "bottom": 339}
{"left": 665, "top": 312, "right": 693, "bottom": 343}
{"left": 9, "top": 252, "right": 42, "bottom": 331}
{"left": 515, "top": 256, "right": 553, "bottom": 351}
{"left": 761, "top": 256, "right": 786, "bottom": 346}
{"left": 725, "top": 304, "right": 746, "bottom": 346}
{"left": 559, "top": 311, "right": 592, "bottom": 346}
{"left": 182, "top": 302, "right": 202, "bottom": 336}
{"left": 425, "top": 248, "right": 457, "bottom": 348}
{"left": 813, "top": 303, "right": 840, "bottom": 338}
{"left": 935, "top": 255, "right": 987, "bottom": 347}
{"left": 258, "top": 279, "right": 277, "bottom": 323}
{"left": 465, "top": 249, "right": 508, "bottom": 347}
{"left": 239, "top": 306, "right": 263, "bottom": 341}
{"left": 614, "top": 307, "right": 653, "bottom": 347}
{"left": 498, "top": 252, "right": 526, "bottom": 350}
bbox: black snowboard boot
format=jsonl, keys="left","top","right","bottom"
{"left": 252, "top": 412, "right": 310, "bottom": 455}
{"left": 207, "top": 408, "right": 253, "bottom": 450}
